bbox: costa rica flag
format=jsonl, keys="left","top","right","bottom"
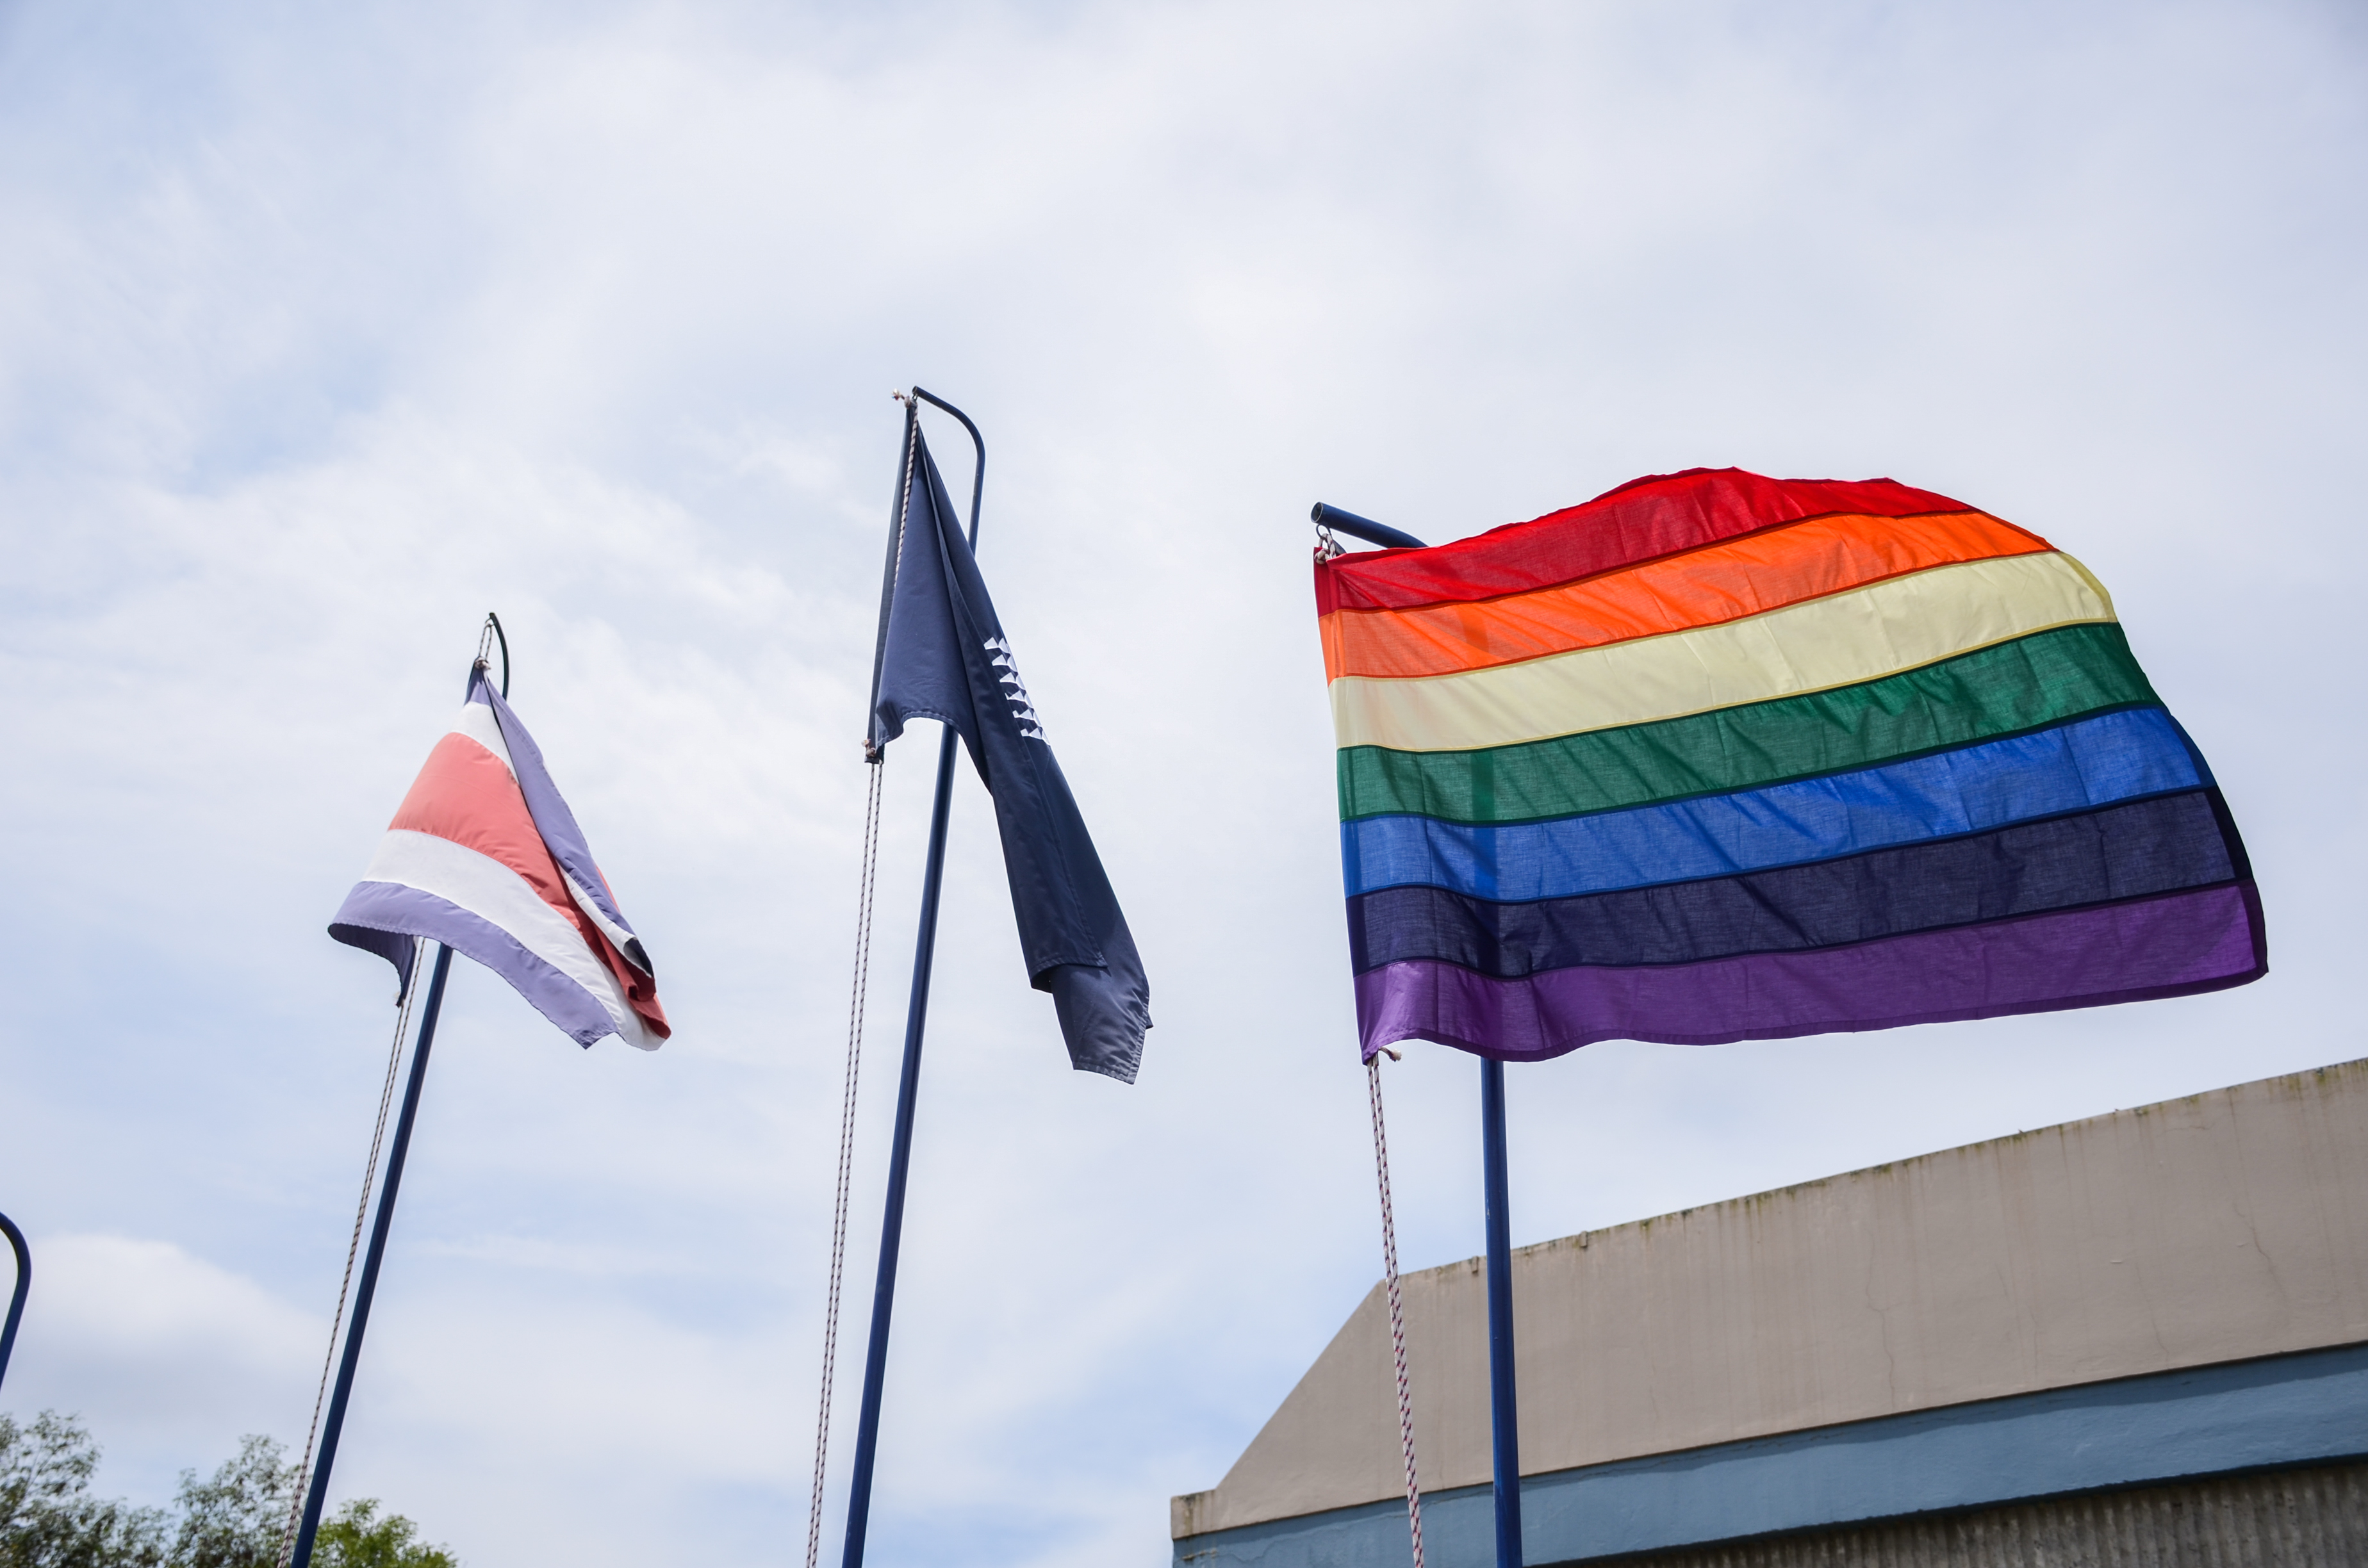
{"left": 329, "top": 666, "right": 668, "bottom": 1049}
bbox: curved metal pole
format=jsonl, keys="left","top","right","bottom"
{"left": 485, "top": 613, "right": 511, "bottom": 699}
{"left": 289, "top": 943, "right": 455, "bottom": 1568}
{"left": 912, "top": 387, "right": 985, "bottom": 547}
{"left": 839, "top": 388, "right": 984, "bottom": 1568}
{"left": 1312, "top": 502, "right": 1426, "bottom": 551}
{"left": 0, "top": 1211, "right": 28, "bottom": 1392}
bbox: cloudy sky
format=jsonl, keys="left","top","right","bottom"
{"left": 1, "top": 1, "right": 2362, "bottom": 1564}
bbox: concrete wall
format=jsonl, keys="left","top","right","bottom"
{"left": 1173, "top": 1059, "right": 2368, "bottom": 1540}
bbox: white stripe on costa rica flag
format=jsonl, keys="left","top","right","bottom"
{"left": 452, "top": 699, "right": 514, "bottom": 776}
{"left": 360, "top": 828, "right": 657, "bottom": 1049}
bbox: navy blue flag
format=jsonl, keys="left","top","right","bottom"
{"left": 870, "top": 421, "right": 1151, "bottom": 1083}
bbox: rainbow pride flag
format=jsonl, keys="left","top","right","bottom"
{"left": 1317, "top": 468, "right": 2266, "bottom": 1063}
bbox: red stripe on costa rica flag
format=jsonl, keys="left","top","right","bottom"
{"left": 387, "top": 733, "right": 605, "bottom": 957}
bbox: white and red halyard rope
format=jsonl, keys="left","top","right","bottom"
{"left": 805, "top": 759, "right": 886, "bottom": 1568}
{"left": 1367, "top": 1054, "right": 1427, "bottom": 1568}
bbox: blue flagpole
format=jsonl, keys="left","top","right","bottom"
{"left": 1481, "top": 1058, "right": 1524, "bottom": 1567}
{"left": 1317, "top": 503, "right": 1524, "bottom": 1565}
{"left": 839, "top": 722, "right": 955, "bottom": 1568}
{"left": 292, "top": 637, "right": 506, "bottom": 1568}
{"left": 0, "top": 1210, "right": 28, "bottom": 1392}
{"left": 289, "top": 940, "right": 454, "bottom": 1568}
{"left": 840, "top": 387, "right": 983, "bottom": 1568}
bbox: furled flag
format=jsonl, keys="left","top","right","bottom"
{"left": 1318, "top": 468, "right": 2266, "bottom": 1062}
{"left": 329, "top": 666, "right": 669, "bottom": 1050}
{"left": 871, "top": 424, "right": 1151, "bottom": 1083}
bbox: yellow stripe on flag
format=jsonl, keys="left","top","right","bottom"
{"left": 1327, "top": 552, "right": 2117, "bottom": 753}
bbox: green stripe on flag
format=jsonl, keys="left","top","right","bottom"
{"left": 1337, "top": 623, "right": 2159, "bottom": 826}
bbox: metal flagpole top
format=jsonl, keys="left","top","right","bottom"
{"left": 0, "top": 1210, "right": 28, "bottom": 1392}
{"left": 1311, "top": 502, "right": 1426, "bottom": 551}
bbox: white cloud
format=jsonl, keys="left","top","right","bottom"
{"left": 1, "top": 1236, "right": 320, "bottom": 1496}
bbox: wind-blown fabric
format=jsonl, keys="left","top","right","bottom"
{"left": 329, "top": 669, "right": 669, "bottom": 1050}
{"left": 872, "top": 424, "right": 1151, "bottom": 1083}
{"left": 1318, "top": 468, "right": 2266, "bottom": 1063}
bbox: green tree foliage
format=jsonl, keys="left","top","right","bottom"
{"left": 0, "top": 1414, "right": 167, "bottom": 1568}
{"left": 169, "top": 1438, "right": 302, "bottom": 1568}
{"left": 308, "top": 1504, "right": 452, "bottom": 1568}
{"left": 0, "top": 1416, "right": 454, "bottom": 1568}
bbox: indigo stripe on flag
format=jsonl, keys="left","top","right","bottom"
{"left": 1351, "top": 882, "right": 2267, "bottom": 1061}
{"left": 1342, "top": 708, "right": 2203, "bottom": 901}
{"left": 1346, "top": 790, "right": 2238, "bottom": 976}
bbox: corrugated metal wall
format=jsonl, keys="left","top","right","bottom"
{"left": 1577, "top": 1462, "right": 2368, "bottom": 1568}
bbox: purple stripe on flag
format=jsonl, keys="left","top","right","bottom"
{"left": 1353, "top": 882, "right": 2267, "bottom": 1063}
{"left": 330, "top": 880, "right": 619, "bottom": 1047}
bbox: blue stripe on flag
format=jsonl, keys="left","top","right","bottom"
{"left": 1339, "top": 706, "right": 2203, "bottom": 902}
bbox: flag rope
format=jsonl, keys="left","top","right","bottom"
{"left": 1367, "top": 1054, "right": 1427, "bottom": 1568}
{"left": 805, "top": 756, "right": 887, "bottom": 1568}
{"left": 277, "top": 939, "right": 423, "bottom": 1568}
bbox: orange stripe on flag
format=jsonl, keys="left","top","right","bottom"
{"left": 1318, "top": 510, "right": 2048, "bottom": 682}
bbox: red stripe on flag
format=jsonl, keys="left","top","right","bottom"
{"left": 390, "top": 733, "right": 605, "bottom": 956}
{"left": 1313, "top": 468, "right": 1984, "bottom": 616}
{"left": 391, "top": 733, "right": 672, "bottom": 1042}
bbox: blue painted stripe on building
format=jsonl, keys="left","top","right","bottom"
{"left": 1172, "top": 1341, "right": 2368, "bottom": 1567}
{"left": 1338, "top": 708, "right": 2199, "bottom": 902}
